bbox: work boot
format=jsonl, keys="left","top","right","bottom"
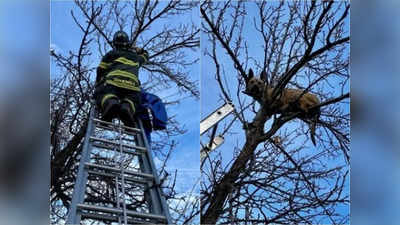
{"left": 101, "top": 98, "right": 120, "bottom": 122}
{"left": 119, "top": 101, "right": 135, "bottom": 127}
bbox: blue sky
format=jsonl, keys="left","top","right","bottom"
{"left": 50, "top": 1, "right": 200, "bottom": 221}
{"left": 201, "top": 1, "right": 349, "bottom": 223}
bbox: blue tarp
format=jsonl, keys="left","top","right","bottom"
{"left": 136, "top": 91, "right": 168, "bottom": 142}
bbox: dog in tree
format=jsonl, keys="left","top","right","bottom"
{"left": 244, "top": 69, "right": 320, "bottom": 146}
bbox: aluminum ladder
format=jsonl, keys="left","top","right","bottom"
{"left": 66, "top": 107, "right": 172, "bottom": 224}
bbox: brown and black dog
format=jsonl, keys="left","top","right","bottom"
{"left": 244, "top": 69, "right": 320, "bottom": 145}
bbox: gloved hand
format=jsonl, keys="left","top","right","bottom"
{"left": 133, "top": 47, "right": 145, "bottom": 54}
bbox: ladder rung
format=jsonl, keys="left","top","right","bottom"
{"left": 93, "top": 118, "right": 142, "bottom": 133}
{"left": 87, "top": 170, "right": 150, "bottom": 185}
{"left": 77, "top": 203, "right": 167, "bottom": 221}
{"left": 91, "top": 142, "right": 143, "bottom": 156}
{"left": 85, "top": 163, "right": 154, "bottom": 180}
{"left": 94, "top": 123, "right": 141, "bottom": 136}
{"left": 80, "top": 212, "right": 150, "bottom": 224}
{"left": 90, "top": 136, "right": 147, "bottom": 152}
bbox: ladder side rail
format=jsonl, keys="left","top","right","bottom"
{"left": 111, "top": 120, "right": 123, "bottom": 224}
{"left": 66, "top": 107, "right": 96, "bottom": 224}
{"left": 116, "top": 176, "right": 122, "bottom": 224}
{"left": 136, "top": 136, "right": 163, "bottom": 217}
{"left": 137, "top": 119, "right": 173, "bottom": 224}
{"left": 118, "top": 124, "right": 128, "bottom": 225}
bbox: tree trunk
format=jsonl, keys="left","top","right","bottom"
{"left": 202, "top": 137, "right": 259, "bottom": 224}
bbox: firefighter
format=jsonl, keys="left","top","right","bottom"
{"left": 94, "top": 30, "right": 149, "bottom": 127}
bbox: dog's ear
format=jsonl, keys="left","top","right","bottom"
{"left": 248, "top": 69, "right": 254, "bottom": 79}
{"left": 260, "top": 70, "right": 267, "bottom": 82}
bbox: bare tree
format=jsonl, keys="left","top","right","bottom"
{"left": 201, "top": 1, "right": 349, "bottom": 224}
{"left": 50, "top": 1, "right": 200, "bottom": 224}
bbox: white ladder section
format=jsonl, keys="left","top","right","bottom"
{"left": 66, "top": 107, "right": 172, "bottom": 224}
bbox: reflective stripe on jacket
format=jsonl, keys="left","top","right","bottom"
{"left": 96, "top": 49, "right": 148, "bottom": 91}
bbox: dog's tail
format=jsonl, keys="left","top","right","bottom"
{"left": 310, "top": 121, "right": 316, "bottom": 146}
{"left": 309, "top": 109, "right": 320, "bottom": 146}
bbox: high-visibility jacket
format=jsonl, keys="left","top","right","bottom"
{"left": 96, "top": 48, "right": 149, "bottom": 91}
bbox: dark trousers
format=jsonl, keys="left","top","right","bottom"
{"left": 94, "top": 83, "right": 141, "bottom": 114}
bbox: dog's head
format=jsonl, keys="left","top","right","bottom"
{"left": 247, "top": 77, "right": 264, "bottom": 95}
{"left": 243, "top": 69, "right": 265, "bottom": 98}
